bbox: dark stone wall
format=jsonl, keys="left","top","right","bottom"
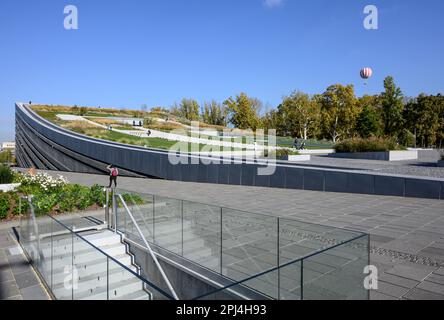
{"left": 15, "top": 103, "right": 443, "bottom": 200}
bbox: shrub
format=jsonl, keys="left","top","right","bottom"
{"left": 1, "top": 173, "right": 110, "bottom": 220}
{"left": 398, "top": 129, "right": 416, "bottom": 148}
{"left": 263, "top": 149, "right": 299, "bottom": 158}
{"left": 122, "top": 193, "right": 144, "bottom": 205}
{"left": 16, "top": 172, "right": 68, "bottom": 193}
{"left": 0, "top": 192, "right": 9, "bottom": 220}
{"left": 90, "top": 184, "right": 106, "bottom": 207}
{"left": 334, "top": 137, "right": 406, "bottom": 153}
{"left": 0, "top": 165, "right": 14, "bottom": 184}
{"left": 0, "top": 150, "right": 14, "bottom": 164}
{"left": 12, "top": 194, "right": 28, "bottom": 216}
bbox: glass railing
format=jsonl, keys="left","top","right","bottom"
{"left": 19, "top": 196, "right": 174, "bottom": 300}
{"left": 115, "top": 189, "right": 370, "bottom": 300}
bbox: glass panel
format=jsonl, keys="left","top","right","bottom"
{"left": 152, "top": 195, "right": 182, "bottom": 254}
{"left": 50, "top": 221, "right": 73, "bottom": 300}
{"left": 54, "top": 206, "right": 107, "bottom": 232}
{"left": 197, "top": 269, "right": 280, "bottom": 300}
{"left": 19, "top": 199, "right": 53, "bottom": 289}
{"left": 72, "top": 234, "right": 108, "bottom": 300}
{"left": 279, "top": 260, "right": 302, "bottom": 300}
{"left": 19, "top": 198, "right": 35, "bottom": 265}
{"left": 107, "top": 258, "right": 151, "bottom": 300}
{"left": 118, "top": 191, "right": 155, "bottom": 243}
{"left": 301, "top": 235, "right": 369, "bottom": 300}
{"left": 222, "top": 209, "right": 278, "bottom": 282}
{"left": 182, "top": 201, "right": 221, "bottom": 272}
{"left": 36, "top": 215, "right": 53, "bottom": 289}
{"left": 279, "top": 218, "right": 364, "bottom": 264}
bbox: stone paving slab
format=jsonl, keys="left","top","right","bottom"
{"left": 403, "top": 288, "right": 444, "bottom": 300}
{"left": 0, "top": 229, "right": 50, "bottom": 300}
{"left": 31, "top": 170, "right": 444, "bottom": 300}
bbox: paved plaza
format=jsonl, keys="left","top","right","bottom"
{"left": 28, "top": 170, "right": 443, "bottom": 300}
{"left": 288, "top": 155, "right": 444, "bottom": 179}
{"left": 0, "top": 228, "right": 50, "bottom": 300}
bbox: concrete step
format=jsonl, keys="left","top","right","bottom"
{"left": 115, "top": 290, "right": 151, "bottom": 300}
{"left": 52, "top": 266, "right": 139, "bottom": 297}
{"left": 40, "top": 241, "right": 127, "bottom": 262}
{"left": 84, "top": 277, "right": 145, "bottom": 300}
{"left": 48, "top": 252, "right": 133, "bottom": 281}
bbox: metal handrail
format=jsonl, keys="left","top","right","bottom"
{"left": 116, "top": 193, "right": 179, "bottom": 300}
{"left": 47, "top": 214, "right": 173, "bottom": 300}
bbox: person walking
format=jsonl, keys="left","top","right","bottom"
{"left": 293, "top": 138, "right": 299, "bottom": 150}
{"left": 107, "top": 164, "right": 119, "bottom": 188}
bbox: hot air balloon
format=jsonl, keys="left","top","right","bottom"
{"left": 360, "top": 67, "right": 373, "bottom": 85}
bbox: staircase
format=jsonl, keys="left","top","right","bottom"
{"left": 39, "top": 229, "right": 151, "bottom": 300}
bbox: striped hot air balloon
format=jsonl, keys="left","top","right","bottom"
{"left": 360, "top": 67, "right": 373, "bottom": 80}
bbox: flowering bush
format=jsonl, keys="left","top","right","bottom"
{"left": 1, "top": 170, "right": 142, "bottom": 220}
{"left": 16, "top": 172, "right": 68, "bottom": 193}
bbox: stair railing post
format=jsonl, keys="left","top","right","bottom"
{"left": 117, "top": 193, "right": 179, "bottom": 300}
{"left": 105, "top": 188, "right": 110, "bottom": 228}
{"left": 112, "top": 190, "right": 118, "bottom": 233}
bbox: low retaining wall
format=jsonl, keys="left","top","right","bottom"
{"left": 16, "top": 103, "right": 444, "bottom": 200}
{"left": 411, "top": 149, "right": 442, "bottom": 162}
{"left": 330, "top": 150, "right": 418, "bottom": 161}
{"left": 282, "top": 155, "right": 311, "bottom": 162}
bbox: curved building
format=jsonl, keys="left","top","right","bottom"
{"left": 15, "top": 103, "right": 444, "bottom": 200}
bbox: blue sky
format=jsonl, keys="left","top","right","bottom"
{"left": 1, "top": 0, "right": 443, "bottom": 141}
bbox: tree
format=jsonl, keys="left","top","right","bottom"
{"left": 276, "top": 91, "right": 321, "bottom": 140}
{"left": 174, "top": 99, "right": 200, "bottom": 121}
{"left": 437, "top": 94, "right": 444, "bottom": 149}
{"left": 404, "top": 94, "right": 442, "bottom": 148}
{"left": 202, "top": 101, "right": 228, "bottom": 126}
{"left": 141, "top": 104, "right": 148, "bottom": 113}
{"left": 356, "top": 95, "right": 382, "bottom": 138}
{"left": 320, "top": 84, "right": 359, "bottom": 143}
{"left": 380, "top": 76, "right": 404, "bottom": 138}
{"left": 224, "top": 93, "right": 261, "bottom": 131}
{"left": 71, "top": 105, "right": 79, "bottom": 115}
{"left": 79, "top": 107, "right": 88, "bottom": 116}
{"left": 261, "top": 110, "right": 283, "bottom": 135}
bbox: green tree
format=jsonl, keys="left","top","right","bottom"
{"left": 171, "top": 99, "right": 200, "bottom": 121}
{"left": 380, "top": 76, "right": 404, "bottom": 138}
{"left": 79, "top": 107, "right": 88, "bottom": 116}
{"left": 404, "top": 94, "right": 441, "bottom": 148}
{"left": 356, "top": 105, "right": 381, "bottom": 138}
{"left": 356, "top": 95, "right": 382, "bottom": 138}
{"left": 320, "top": 84, "right": 359, "bottom": 143}
{"left": 261, "top": 110, "right": 283, "bottom": 135}
{"left": 179, "top": 99, "right": 200, "bottom": 121}
{"left": 202, "top": 101, "right": 228, "bottom": 126}
{"left": 437, "top": 94, "right": 444, "bottom": 149}
{"left": 277, "top": 91, "right": 321, "bottom": 140}
{"left": 224, "top": 93, "right": 261, "bottom": 131}
{"left": 0, "top": 150, "right": 14, "bottom": 165}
